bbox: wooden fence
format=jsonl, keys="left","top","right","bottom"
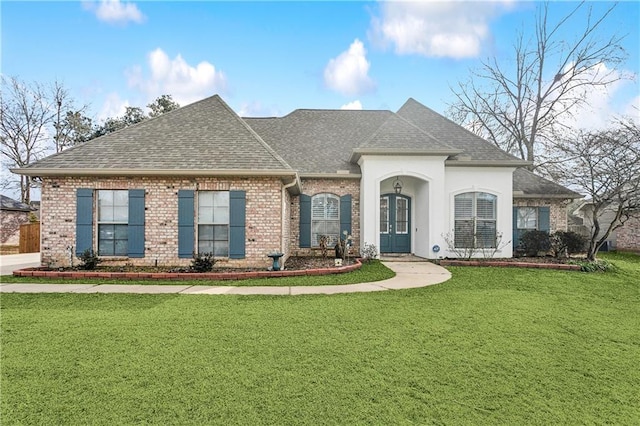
{"left": 19, "top": 222, "right": 40, "bottom": 253}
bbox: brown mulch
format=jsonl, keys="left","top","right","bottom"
{"left": 43, "top": 257, "right": 355, "bottom": 273}
{"left": 448, "top": 256, "right": 585, "bottom": 264}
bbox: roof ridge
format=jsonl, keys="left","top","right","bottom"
{"left": 214, "top": 96, "right": 294, "bottom": 171}
{"left": 25, "top": 95, "right": 221, "bottom": 169}
{"left": 398, "top": 97, "right": 523, "bottom": 162}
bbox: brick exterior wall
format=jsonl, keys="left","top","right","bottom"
{"left": 290, "top": 178, "right": 361, "bottom": 257}
{"left": 616, "top": 216, "right": 640, "bottom": 252}
{"left": 513, "top": 198, "right": 572, "bottom": 232}
{"left": 41, "top": 176, "right": 284, "bottom": 268}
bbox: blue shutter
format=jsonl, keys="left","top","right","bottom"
{"left": 76, "top": 188, "right": 94, "bottom": 256}
{"left": 178, "top": 190, "right": 195, "bottom": 258}
{"left": 128, "top": 189, "right": 145, "bottom": 258}
{"left": 299, "top": 194, "right": 311, "bottom": 248}
{"left": 538, "top": 207, "right": 550, "bottom": 233}
{"left": 340, "top": 194, "right": 352, "bottom": 236}
{"left": 512, "top": 207, "right": 520, "bottom": 250}
{"left": 229, "top": 190, "right": 246, "bottom": 259}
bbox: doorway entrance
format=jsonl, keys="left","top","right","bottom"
{"left": 380, "top": 194, "right": 411, "bottom": 253}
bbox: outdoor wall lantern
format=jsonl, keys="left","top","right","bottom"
{"left": 393, "top": 177, "right": 403, "bottom": 194}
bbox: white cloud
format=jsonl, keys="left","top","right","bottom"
{"left": 127, "top": 48, "right": 227, "bottom": 106}
{"left": 83, "top": 0, "right": 145, "bottom": 25}
{"left": 98, "top": 92, "right": 130, "bottom": 121}
{"left": 553, "top": 63, "right": 638, "bottom": 130}
{"left": 340, "top": 100, "right": 363, "bottom": 110}
{"left": 238, "top": 101, "right": 280, "bottom": 118}
{"left": 324, "top": 39, "right": 375, "bottom": 96}
{"left": 369, "top": 0, "right": 513, "bottom": 59}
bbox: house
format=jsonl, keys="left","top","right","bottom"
{"left": 12, "top": 95, "right": 580, "bottom": 268}
{"left": 569, "top": 201, "right": 640, "bottom": 252}
{"left": 1, "top": 195, "right": 37, "bottom": 246}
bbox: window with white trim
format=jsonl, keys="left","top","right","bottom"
{"left": 97, "top": 190, "right": 128, "bottom": 256}
{"left": 311, "top": 193, "right": 340, "bottom": 246}
{"left": 454, "top": 192, "right": 497, "bottom": 248}
{"left": 197, "top": 191, "right": 229, "bottom": 256}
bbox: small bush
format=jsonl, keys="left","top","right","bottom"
{"left": 519, "top": 230, "right": 551, "bottom": 256}
{"left": 551, "top": 231, "right": 587, "bottom": 257}
{"left": 190, "top": 252, "right": 215, "bottom": 273}
{"left": 78, "top": 249, "right": 100, "bottom": 270}
{"left": 360, "top": 243, "right": 378, "bottom": 263}
{"left": 569, "top": 259, "right": 615, "bottom": 273}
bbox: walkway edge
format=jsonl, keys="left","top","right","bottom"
{"left": 0, "top": 261, "right": 451, "bottom": 295}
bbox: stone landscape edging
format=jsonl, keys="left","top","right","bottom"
{"left": 439, "top": 259, "right": 581, "bottom": 270}
{"left": 12, "top": 258, "right": 362, "bottom": 280}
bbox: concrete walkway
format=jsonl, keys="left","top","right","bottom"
{"left": 0, "top": 261, "right": 451, "bottom": 295}
{"left": 0, "top": 252, "right": 41, "bottom": 276}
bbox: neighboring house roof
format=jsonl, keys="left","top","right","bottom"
{"left": 1, "top": 195, "right": 34, "bottom": 212}
{"left": 512, "top": 168, "right": 582, "bottom": 199}
{"left": 15, "top": 95, "right": 294, "bottom": 177}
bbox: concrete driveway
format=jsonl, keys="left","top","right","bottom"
{"left": 0, "top": 253, "right": 41, "bottom": 276}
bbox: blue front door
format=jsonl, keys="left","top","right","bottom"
{"left": 380, "top": 194, "right": 411, "bottom": 253}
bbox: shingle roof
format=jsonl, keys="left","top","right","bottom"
{"left": 397, "top": 98, "right": 527, "bottom": 164}
{"left": 513, "top": 168, "right": 582, "bottom": 199}
{"left": 19, "top": 95, "right": 292, "bottom": 174}
{"left": 355, "top": 113, "right": 460, "bottom": 155}
{"left": 245, "top": 109, "right": 392, "bottom": 175}
{"left": 1, "top": 195, "right": 33, "bottom": 211}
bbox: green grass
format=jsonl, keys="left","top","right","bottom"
{"left": 0, "top": 260, "right": 395, "bottom": 286}
{"left": 1, "top": 253, "right": 638, "bottom": 424}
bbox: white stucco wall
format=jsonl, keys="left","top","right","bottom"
{"left": 359, "top": 155, "right": 448, "bottom": 259}
{"left": 359, "top": 156, "right": 516, "bottom": 259}
{"left": 443, "top": 167, "right": 515, "bottom": 258}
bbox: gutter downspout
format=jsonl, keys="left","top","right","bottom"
{"left": 281, "top": 176, "right": 300, "bottom": 260}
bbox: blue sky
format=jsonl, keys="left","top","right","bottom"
{"left": 2, "top": 0, "right": 639, "bottom": 126}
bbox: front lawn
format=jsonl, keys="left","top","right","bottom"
{"left": 1, "top": 253, "right": 638, "bottom": 424}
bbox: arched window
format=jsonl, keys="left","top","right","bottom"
{"left": 454, "top": 192, "right": 497, "bottom": 248}
{"left": 311, "top": 193, "right": 340, "bottom": 246}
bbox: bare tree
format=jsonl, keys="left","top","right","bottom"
{"left": 0, "top": 76, "right": 52, "bottom": 203}
{"left": 552, "top": 120, "right": 640, "bottom": 261}
{"left": 448, "top": 2, "right": 628, "bottom": 170}
{"left": 51, "top": 81, "right": 92, "bottom": 153}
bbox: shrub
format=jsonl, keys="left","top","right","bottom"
{"left": 78, "top": 249, "right": 100, "bottom": 270}
{"left": 190, "top": 252, "right": 215, "bottom": 273}
{"left": 360, "top": 243, "right": 378, "bottom": 263}
{"left": 551, "top": 231, "right": 587, "bottom": 258}
{"left": 519, "top": 230, "right": 551, "bottom": 256}
{"left": 569, "top": 259, "right": 615, "bottom": 272}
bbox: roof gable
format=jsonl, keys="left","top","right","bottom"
{"left": 397, "top": 98, "right": 526, "bottom": 164}
{"left": 20, "top": 95, "right": 292, "bottom": 174}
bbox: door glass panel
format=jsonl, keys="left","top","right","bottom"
{"left": 396, "top": 197, "right": 408, "bottom": 234}
{"left": 380, "top": 197, "right": 389, "bottom": 234}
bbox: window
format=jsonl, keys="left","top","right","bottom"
{"left": 517, "top": 207, "right": 537, "bottom": 229}
{"left": 97, "top": 190, "right": 128, "bottom": 256}
{"left": 197, "top": 191, "right": 229, "bottom": 257}
{"left": 311, "top": 193, "right": 340, "bottom": 246}
{"left": 380, "top": 196, "right": 389, "bottom": 234}
{"left": 454, "top": 192, "right": 497, "bottom": 248}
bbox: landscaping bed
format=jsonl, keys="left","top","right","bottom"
{"left": 439, "top": 256, "right": 582, "bottom": 270}
{"left": 12, "top": 257, "right": 361, "bottom": 280}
